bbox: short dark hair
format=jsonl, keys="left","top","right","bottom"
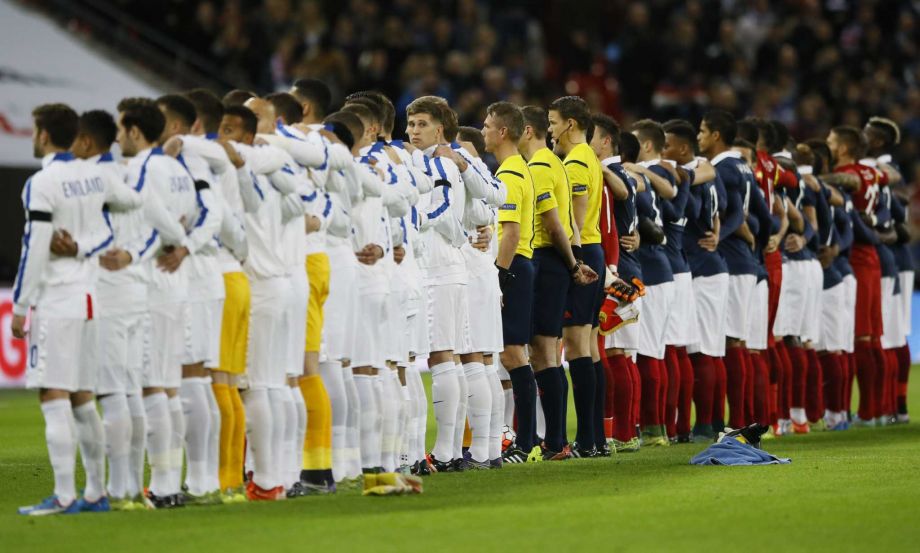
{"left": 223, "top": 105, "right": 258, "bottom": 137}
{"left": 767, "top": 120, "right": 790, "bottom": 152}
{"left": 340, "top": 103, "right": 375, "bottom": 128}
{"left": 701, "top": 109, "right": 736, "bottom": 146}
{"left": 736, "top": 119, "right": 759, "bottom": 145}
{"left": 32, "top": 103, "right": 79, "bottom": 149}
{"left": 117, "top": 97, "right": 166, "bottom": 143}
{"left": 522, "top": 106, "right": 550, "bottom": 140}
{"left": 618, "top": 131, "right": 640, "bottom": 163}
{"left": 831, "top": 125, "right": 866, "bottom": 159}
{"left": 292, "top": 78, "right": 332, "bottom": 118}
{"left": 345, "top": 96, "right": 383, "bottom": 126}
{"left": 458, "top": 126, "right": 486, "bottom": 157}
{"left": 346, "top": 91, "right": 394, "bottom": 134}
{"left": 265, "top": 92, "right": 303, "bottom": 125}
{"left": 549, "top": 96, "right": 591, "bottom": 132}
{"left": 324, "top": 112, "right": 363, "bottom": 151}
{"left": 184, "top": 88, "right": 224, "bottom": 134}
{"left": 78, "top": 110, "right": 117, "bottom": 150}
{"left": 632, "top": 119, "right": 665, "bottom": 152}
{"left": 732, "top": 138, "right": 756, "bottom": 152}
{"left": 662, "top": 119, "right": 697, "bottom": 149}
{"left": 486, "top": 101, "right": 524, "bottom": 141}
{"left": 591, "top": 113, "right": 620, "bottom": 148}
{"left": 156, "top": 94, "right": 197, "bottom": 129}
{"left": 223, "top": 89, "right": 256, "bottom": 107}
{"left": 805, "top": 138, "right": 831, "bottom": 174}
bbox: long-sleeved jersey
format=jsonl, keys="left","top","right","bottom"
{"left": 13, "top": 152, "right": 143, "bottom": 316}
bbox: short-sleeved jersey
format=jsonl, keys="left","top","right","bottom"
{"left": 683, "top": 173, "right": 728, "bottom": 278}
{"left": 496, "top": 154, "right": 535, "bottom": 259}
{"left": 713, "top": 151, "right": 760, "bottom": 276}
{"left": 835, "top": 163, "right": 881, "bottom": 216}
{"left": 529, "top": 147, "right": 573, "bottom": 249}
{"left": 563, "top": 143, "right": 603, "bottom": 245}
{"left": 603, "top": 158, "right": 641, "bottom": 281}
{"left": 635, "top": 181, "right": 674, "bottom": 286}
{"left": 649, "top": 162, "right": 690, "bottom": 274}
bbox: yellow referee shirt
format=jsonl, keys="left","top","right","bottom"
{"left": 529, "top": 147, "right": 573, "bottom": 249}
{"left": 564, "top": 142, "right": 603, "bottom": 245}
{"left": 496, "top": 154, "right": 535, "bottom": 259}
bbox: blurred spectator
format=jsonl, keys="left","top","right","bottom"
{"left": 58, "top": 0, "right": 920, "bottom": 172}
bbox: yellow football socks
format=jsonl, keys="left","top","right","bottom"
{"left": 212, "top": 383, "right": 235, "bottom": 490}
{"left": 300, "top": 375, "right": 332, "bottom": 471}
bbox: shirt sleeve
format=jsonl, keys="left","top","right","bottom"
{"left": 529, "top": 160, "right": 558, "bottom": 215}
{"left": 496, "top": 168, "right": 524, "bottom": 225}
{"left": 564, "top": 154, "right": 591, "bottom": 197}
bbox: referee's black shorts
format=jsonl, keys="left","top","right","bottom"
{"left": 502, "top": 254, "right": 535, "bottom": 347}
{"left": 563, "top": 243, "right": 605, "bottom": 327}
{"left": 531, "top": 247, "right": 571, "bottom": 338}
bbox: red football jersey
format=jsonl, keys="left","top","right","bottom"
{"left": 600, "top": 185, "right": 619, "bottom": 268}
{"left": 755, "top": 151, "right": 797, "bottom": 206}
{"left": 835, "top": 163, "right": 881, "bottom": 214}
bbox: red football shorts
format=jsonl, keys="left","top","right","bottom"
{"left": 850, "top": 244, "right": 882, "bottom": 338}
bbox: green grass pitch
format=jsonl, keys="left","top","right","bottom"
{"left": 2, "top": 368, "right": 920, "bottom": 552}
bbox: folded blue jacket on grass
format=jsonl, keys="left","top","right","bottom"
{"left": 690, "top": 437, "right": 792, "bottom": 466}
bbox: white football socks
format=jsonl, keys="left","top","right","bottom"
{"left": 40, "top": 398, "right": 77, "bottom": 505}
{"left": 143, "top": 392, "right": 171, "bottom": 497}
{"left": 99, "top": 394, "right": 131, "bottom": 499}
{"left": 167, "top": 395, "right": 185, "bottom": 495}
{"left": 485, "top": 364, "right": 505, "bottom": 461}
{"left": 430, "top": 361, "right": 459, "bottom": 461}
{"left": 126, "top": 393, "right": 146, "bottom": 498}
{"left": 72, "top": 401, "right": 106, "bottom": 502}
{"left": 242, "top": 388, "right": 274, "bottom": 490}
{"left": 453, "top": 364, "right": 469, "bottom": 460}
{"left": 342, "top": 368, "right": 363, "bottom": 479}
{"left": 180, "top": 378, "right": 211, "bottom": 496}
{"left": 278, "top": 386, "right": 297, "bottom": 488}
{"left": 354, "top": 374, "right": 381, "bottom": 470}
{"left": 378, "top": 371, "right": 399, "bottom": 472}
{"left": 319, "top": 360, "right": 348, "bottom": 482}
{"left": 267, "top": 388, "right": 287, "bottom": 489}
{"left": 203, "top": 379, "right": 221, "bottom": 492}
{"left": 409, "top": 365, "right": 428, "bottom": 462}
{"left": 463, "top": 362, "right": 492, "bottom": 463}
{"left": 291, "top": 385, "right": 307, "bottom": 486}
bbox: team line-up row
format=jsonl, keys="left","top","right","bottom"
{"left": 11, "top": 80, "right": 911, "bottom": 515}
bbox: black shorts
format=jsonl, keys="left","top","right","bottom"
{"left": 564, "top": 243, "right": 605, "bottom": 327}
{"left": 531, "top": 247, "right": 571, "bottom": 338}
{"left": 502, "top": 254, "right": 535, "bottom": 347}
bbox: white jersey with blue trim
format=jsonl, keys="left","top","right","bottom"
{"left": 140, "top": 150, "right": 201, "bottom": 303}
{"left": 12, "top": 152, "right": 142, "bottom": 317}
{"left": 410, "top": 148, "right": 467, "bottom": 285}
{"left": 94, "top": 152, "right": 154, "bottom": 315}
{"left": 177, "top": 134, "right": 248, "bottom": 273}
{"left": 237, "top": 142, "right": 300, "bottom": 280}
{"left": 349, "top": 157, "right": 391, "bottom": 295}
{"left": 175, "top": 145, "right": 224, "bottom": 301}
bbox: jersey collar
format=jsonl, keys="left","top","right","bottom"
{"left": 602, "top": 155, "right": 620, "bottom": 165}
{"left": 42, "top": 151, "right": 75, "bottom": 167}
{"left": 710, "top": 150, "right": 741, "bottom": 165}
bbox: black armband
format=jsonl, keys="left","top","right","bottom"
{"left": 28, "top": 210, "right": 52, "bottom": 222}
{"left": 194, "top": 180, "right": 210, "bottom": 191}
{"left": 571, "top": 244, "right": 583, "bottom": 262}
{"left": 434, "top": 179, "right": 451, "bottom": 188}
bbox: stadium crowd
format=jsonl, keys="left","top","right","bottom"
{"left": 83, "top": 0, "right": 920, "bottom": 170}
